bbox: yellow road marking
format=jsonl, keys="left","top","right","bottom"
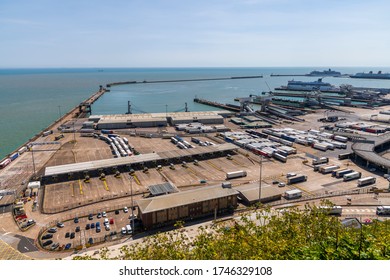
{"left": 78, "top": 180, "right": 83, "bottom": 195}
{"left": 132, "top": 174, "right": 141, "bottom": 185}
{"left": 206, "top": 161, "right": 223, "bottom": 172}
{"left": 102, "top": 179, "right": 109, "bottom": 191}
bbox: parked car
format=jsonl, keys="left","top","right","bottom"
{"left": 123, "top": 207, "right": 128, "bottom": 213}
{"left": 88, "top": 238, "right": 93, "bottom": 245}
{"left": 42, "top": 234, "right": 53, "bottom": 240}
{"left": 57, "top": 222, "right": 65, "bottom": 228}
{"left": 121, "top": 227, "right": 126, "bottom": 235}
{"left": 115, "top": 210, "right": 120, "bottom": 215}
{"left": 42, "top": 240, "right": 53, "bottom": 247}
{"left": 65, "top": 232, "right": 70, "bottom": 238}
{"left": 85, "top": 224, "right": 90, "bottom": 230}
{"left": 50, "top": 243, "right": 59, "bottom": 250}
{"left": 74, "top": 217, "right": 79, "bottom": 223}
{"left": 91, "top": 223, "right": 95, "bottom": 229}
{"left": 48, "top": 227, "right": 57, "bottom": 233}
{"left": 96, "top": 226, "right": 101, "bottom": 233}
{"left": 75, "top": 226, "right": 80, "bottom": 232}
{"left": 105, "top": 224, "right": 110, "bottom": 231}
{"left": 102, "top": 211, "right": 107, "bottom": 217}
{"left": 97, "top": 212, "right": 102, "bottom": 219}
{"left": 109, "top": 218, "right": 114, "bottom": 225}
{"left": 88, "top": 214, "right": 93, "bottom": 220}
{"left": 278, "top": 182, "right": 286, "bottom": 187}
{"left": 65, "top": 243, "right": 71, "bottom": 250}
{"left": 70, "top": 232, "right": 75, "bottom": 239}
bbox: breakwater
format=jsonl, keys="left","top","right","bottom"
{"left": 107, "top": 75, "right": 263, "bottom": 87}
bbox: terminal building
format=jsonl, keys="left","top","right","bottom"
{"left": 89, "top": 111, "right": 232, "bottom": 129}
{"left": 137, "top": 184, "right": 239, "bottom": 230}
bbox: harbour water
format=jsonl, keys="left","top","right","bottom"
{"left": 1, "top": 67, "right": 390, "bottom": 159}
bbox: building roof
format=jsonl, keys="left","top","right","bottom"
{"left": 148, "top": 182, "right": 178, "bottom": 196}
{"left": 44, "top": 143, "right": 237, "bottom": 177}
{"left": 138, "top": 185, "right": 239, "bottom": 214}
{"left": 234, "top": 183, "right": 285, "bottom": 203}
{"left": 352, "top": 132, "right": 390, "bottom": 169}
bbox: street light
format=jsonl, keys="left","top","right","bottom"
{"left": 129, "top": 173, "right": 135, "bottom": 235}
{"left": 258, "top": 155, "right": 263, "bottom": 204}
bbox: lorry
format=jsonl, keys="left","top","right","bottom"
{"left": 318, "top": 205, "right": 343, "bottom": 215}
{"left": 226, "top": 170, "right": 247, "bottom": 180}
{"left": 319, "top": 165, "right": 339, "bottom": 174}
{"left": 343, "top": 171, "right": 361, "bottom": 181}
{"left": 313, "top": 143, "right": 328, "bottom": 151}
{"left": 376, "top": 206, "right": 390, "bottom": 215}
{"left": 273, "top": 153, "right": 287, "bottom": 163}
{"left": 332, "top": 169, "right": 353, "bottom": 178}
{"left": 334, "top": 135, "right": 348, "bottom": 143}
{"left": 287, "top": 174, "right": 307, "bottom": 185}
{"left": 284, "top": 189, "right": 302, "bottom": 199}
{"left": 312, "top": 157, "right": 329, "bottom": 165}
{"left": 357, "top": 177, "right": 376, "bottom": 187}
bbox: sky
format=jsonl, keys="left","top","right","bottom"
{"left": 1, "top": 0, "right": 390, "bottom": 67}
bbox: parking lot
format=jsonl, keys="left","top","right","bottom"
{"left": 39, "top": 207, "right": 139, "bottom": 251}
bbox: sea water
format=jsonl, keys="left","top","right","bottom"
{"left": 1, "top": 67, "right": 390, "bottom": 159}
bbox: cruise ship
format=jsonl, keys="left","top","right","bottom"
{"left": 350, "top": 71, "right": 390, "bottom": 80}
{"left": 285, "top": 78, "right": 337, "bottom": 91}
{"left": 307, "top": 69, "right": 341, "bottom": 77}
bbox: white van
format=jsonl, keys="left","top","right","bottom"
{"left": 126, "top": 224, "right": 132, "bottom": 235}
{"left": 104, "top": 218, "right": 109, "bottom": 225}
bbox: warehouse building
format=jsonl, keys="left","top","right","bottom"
{"left": 137, "top": 184, "right": 239, "bottom": 230}
{"left": 89, "top": 111, "right": 231, "bottom": 130}
{"left": 235, "top": 183, "right": 285, "bottom": 205}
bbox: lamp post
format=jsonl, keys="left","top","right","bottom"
{"left": 129, "top": 174, "right": 135, "bottom": 235}
{"left": 259, "top": 155, "right": 263, "bottom": 205}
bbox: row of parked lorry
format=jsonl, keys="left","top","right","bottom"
{"left": 312, "top": 157, "right": 376, "bottom": 187}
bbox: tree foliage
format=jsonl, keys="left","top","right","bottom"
{"left": 74, "top": 204, "right": 390, "bottom": 260}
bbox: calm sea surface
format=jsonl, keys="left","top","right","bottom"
{"left": 1, "top": 67, "right": 390, "bottom": 159}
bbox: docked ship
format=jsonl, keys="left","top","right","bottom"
{"left": 283, "top": 78, "right": 338, "bottom": 91}
{"left": 307, "top": 68, "right": 341, "bottom": 77}
{"left": 350, "top": 71, "right": 390, "bottom": 80}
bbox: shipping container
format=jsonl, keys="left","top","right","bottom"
{"left": 320, "top": 165, "right": 339, "bottom": 174}
{"left": 313, "top": 143, "right": 328, "bottom": 151}
{"left": 338, "top": 152, "right": 353, "bottom": 160}
{"left": 18, "top": 146, "right": 27, "bottom": 154}
{"left": 343, "top": 171, "right": 361, "bottom": 181}
{"left": 10, "top": 152, "right": 19, "bottom": 161}
{"left": 312, "top": 157, "right": 329, "bottom": 165}
{"left": 357, "top": 177, "right": 376, "bottom": 187}
{"left": 333, "top": 169, "right": 353, "bottom": 178}
{"left": 226, "top": 170, "right": 247, "bottom": 179}
{"left": 123, "top": 137, "right": 129, "bottom": 144}
{"left": 285, "top": 189, "right": 302, "bottom": 199}
{"left": 0, "top": 158, "right": 11, "bottom": 169}
{"left": 334, "top": 135, "right": 348, "bottom": 143}
{"left": 273, "top": 153, "right": 287, "bottom": 163}
{"left": 287, "top": 174, "right": 307, "bottom": 184}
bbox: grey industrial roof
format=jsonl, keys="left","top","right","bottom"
{"left": 234, "top": 183, "right": 285, "bottom": 203}
{"left": 138, "top": 184, "right": 239, "bottom": 214}
{"left": 44, "top": 143, "right": 237, "bottom": 177}
{"left": 148, "top": 182, "right": 178, "bottom": 196}
{"left": 352, "top": 132, "right": 390, "bottom": 169}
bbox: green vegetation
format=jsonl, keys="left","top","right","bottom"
{"left": 74, "top": 204, "right": 390, "bottom": 260}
